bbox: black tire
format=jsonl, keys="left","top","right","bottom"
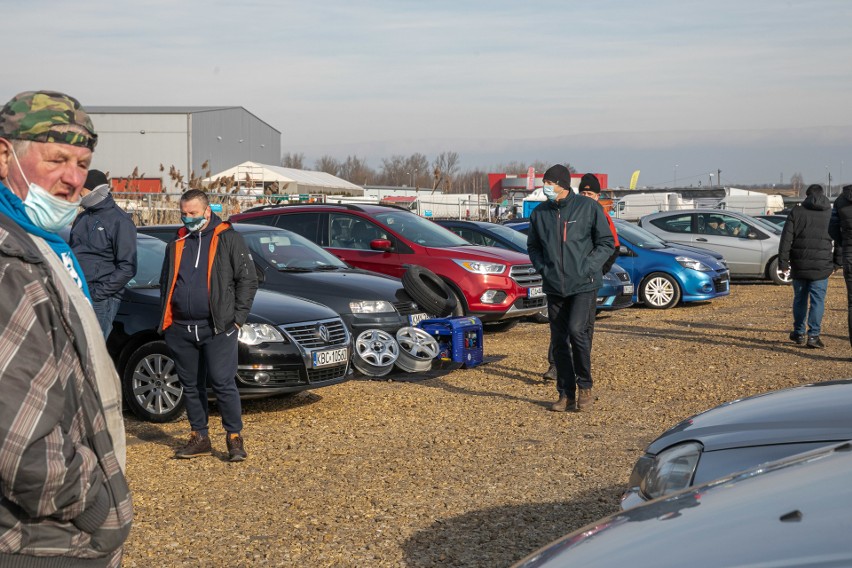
{"left": 450, "top": 289, "right": 466, "bottom": 317}
{"left": 402, "top": 266, "right": 457, "bottom": 317}
{"left": 122, "top": 340, "right": 185, "bottom": 423}
{"left": 640, "top": 272, "right": 681, "bottom": 309}
{"left": 768, "top": 257, "right": 792, "bottom": 286}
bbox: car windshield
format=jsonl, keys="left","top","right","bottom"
{"left": 483, "top": 223, "right": 530, "bottom": 249}
{"left": 240, "top": 227, "right": 349, "bottom": 270}
{"left": 127, "top": 237, "right": 166, "bottom": 288}
{"left": 615, "top": 222, "right": 667, "bottom": 249}
{"left": 374, "top": 211, "right": 470, "bottom": 247}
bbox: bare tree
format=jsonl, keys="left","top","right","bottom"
{"left": 339, "top": 155, "right": 374, "bottom": 186}
{"left": 281, "top": 152, "right": 306, "bottom": 169}
{"left": 791, "top": 172, "right": 805, "bottom": 196}
{"left": 432, "top": 151, "right": 460, "bottom": 193}
{"left": 314, "top": 155, "right": 341, "bottom": 176}
{"left": 380, "top": 155, "right": 410, "bottom": 186}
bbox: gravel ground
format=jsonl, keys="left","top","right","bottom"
{"left": 122, "top": 277, "right": 852, "bottom": 567}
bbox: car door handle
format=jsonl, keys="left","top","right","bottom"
{"left": 696, "top": 238, "right": 708, "bottom": 242}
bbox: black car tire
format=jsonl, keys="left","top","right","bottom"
{"left": 450, "top": 289, "right": 466, "bottom": 317}
{"left": 484, "top": 319, "right": 520, "bottom": 332}
{"left": 768, "top": 257, "right": 792, "bottom": 286}
{"left": 122, "top": 340, "right": 185, "bottom": 423}
{"left": 402, "top": 266, "right": 457, "bottom": 317}
{"left": 640, "top": 272, "right": 681, "bottom": 309}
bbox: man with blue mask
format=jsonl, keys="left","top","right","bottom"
{"left": 158, "top": 189, "right": 258, "bottom": 462}
{"left": 527, "top": 164, "right": 615, "bottom": 413}
{"left": 0, "top": 90, "right": 132, "bottom": 566}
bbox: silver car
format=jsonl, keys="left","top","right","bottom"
{"left": 638, "top": 209, "right": 790, "bottom": 285}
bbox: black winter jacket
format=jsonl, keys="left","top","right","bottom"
{"left": 69, "top": 193, "right": 137, "bottom": 301}
{"left": 158, "top": 214, "right": 258, "bottom": 334}
{"left": 778, "top": 192, "right": 834, "bottom": 280}
{"left": 829, "top": 185, "right": 852, "bottom": 259}
{"left": 527, "top": 193, "right": 615, "bottom": 297}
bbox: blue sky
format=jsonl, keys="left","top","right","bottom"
{"left": 6, "top": 0, "right": 852, "bottom": 188}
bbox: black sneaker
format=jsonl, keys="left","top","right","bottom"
{"left": 542, "top": 365, "right": 557, "bottom": 381}
{"left": 806, "top": 336, "right": 825, "bottom": 349}
{"left": 226, "top": 433, "right": 247, "bottom": 462}
{"left": 175, "top": 432, "right": 212, "bottom": 459}
{"left": 789, "top": 332, "right": 806, "bottom": 346}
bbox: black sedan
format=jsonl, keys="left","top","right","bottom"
{"left": 513, "top": 441, "right": 852, "bottom": 567}
{"left": 109, "top": 234, "right": 352, "bottom": 422}
{"left": 621, "top": 379, "right": 852, "bottom": 509}
{"left": 138, "top": 224, "right": 428, "bottom": 333}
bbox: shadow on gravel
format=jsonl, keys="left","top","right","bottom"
{"left": 595, "top": 321, "right": 851, "bottom": 362}
{"left": 401, "top": 486, "right": 623, "bottom": 568}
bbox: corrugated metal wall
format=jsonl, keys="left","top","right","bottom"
{"left": 89, "top": 109, "right": 281, "bottom": 193}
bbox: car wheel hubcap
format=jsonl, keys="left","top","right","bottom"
{"left": 353, "top": 329, "right": 399, "bottom": 377}
{"left": 132, "top": 354, "right": 182, "bottom": 415}
{"left": 395, "top": 327, "right": 439, "bottom": 373}
{"left": 646, "top": 278, "right": 674, "bottom": 307}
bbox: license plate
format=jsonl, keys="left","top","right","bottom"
{"left": 527, "top": 286, "right": 544, "bottom": 298}
{"left": 312, "top": 347, "right": 348, "bottom": 368}
{"left": 623, "top": 285, "right": 634, "bottom": 295}
{"left": 409, "top": 313, "right": 429, "bottom": 325}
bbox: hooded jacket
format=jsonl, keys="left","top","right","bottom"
{"left": 527, "top": 192, "right": 615, "bottom": 296}
{"left": 830, "top": 185, "right": 852, "bottom": 260}
{"left": 158, "top": 213, "right": 257, "bottom": 334}
{"left": 69, "top": 191, "right": 137, "bottom": 301}
{"left": 779, "top": 191, "right": 834, "bottom": 280}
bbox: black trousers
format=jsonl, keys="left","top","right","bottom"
{"left": 843, "top": 260, "right": 852, "bottom": 347}
{"left": 546, "top": 291, "right": 597, "bottom": 397}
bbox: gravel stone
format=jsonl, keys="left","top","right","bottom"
{"left": 122, "top": 277, "right": 852, "bottom": 567}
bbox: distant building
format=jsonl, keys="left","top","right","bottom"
{"left": 209, "top": 161, "right": 363, "bottom": 197}
{"left": 86, "top": 106, "right": 281, "bottom": 192}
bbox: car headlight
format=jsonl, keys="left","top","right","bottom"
{"left": 676, "top": 256, "right": 712, "bottom": 272}
{"left": 349, "top": 300, "right": 395, "bottom": 314}
{"left": 640, "top": 441, "right": 703, "bottom": 500}
{"left": 239, "top": 323, "right": 287, "bottom": 345}
{"left": 452, "top": 259, "right": 506, "bottom": 275}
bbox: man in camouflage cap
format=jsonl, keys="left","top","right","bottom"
{"left": 0, "top": 90, "right": 132, "bottom": 567}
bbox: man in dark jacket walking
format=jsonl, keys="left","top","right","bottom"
{"left": 779, "top": 184, "right": 835, "bottom": 348}
{"left": 159, "top": 189, "right": 258, "bottom": 461}
{"left": 829, "top": 184, "right": 852, "bottom": 349}
{"left": 70, "top": 169, "right": 137, "bottom": 337}
{"left": 528, "top": 164, "right": 615, "bottom": 412}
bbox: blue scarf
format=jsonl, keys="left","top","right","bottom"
{"left": 0, "top": 183, "right": 91, "bottom": 300}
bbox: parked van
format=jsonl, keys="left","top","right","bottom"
{"left": 717, "top": 193, "right": 785, "bottom": 216}
{"left": 612, "top": 192, "right": 694, "bottom": 221}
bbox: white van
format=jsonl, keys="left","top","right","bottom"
{"left": 612, "top": 192, "right": 694, "bottom": 221}
{"left": 717, "top": 194, "right": 785, "bottom": 216}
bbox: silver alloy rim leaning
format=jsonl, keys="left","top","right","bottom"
{"left": 395, "top": 327, "right": 440, "bottom": 373}
{"left": 132, "top": 353, "right": 183, "bottom": 415}
{"left": 353, "top": 329, "right": 399, "bottom": 377}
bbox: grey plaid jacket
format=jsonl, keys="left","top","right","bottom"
{"left": 0, "top": 213, "right": 132, "bottom": 567}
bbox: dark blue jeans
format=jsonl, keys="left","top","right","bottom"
{"left": 164, "top": 322, "right": 242, "bottom": 436}
{"left": 547, "top": 291, "right": 597, "bottom": 398}
{"left": 791, "top": 278, "right": 828, "bottom": 337}
{"left": 92, "top": 296, "right": 122, "bottom": 339}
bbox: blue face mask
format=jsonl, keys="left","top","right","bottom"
{"left": 542, "top": 184, "right": 558, "bottom": 202}
{"left": 11, "top": 148, "right": 80, "bottom": 232}
{"left": 181, "top": 216, "right": 207, "bottom": 232}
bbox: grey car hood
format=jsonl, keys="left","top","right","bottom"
{"left": 646, "top": 380, "right": 852, "bottom": 454}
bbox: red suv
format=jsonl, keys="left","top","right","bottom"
{"left": 230, "top": 204, "right": 545, "bottom": 325}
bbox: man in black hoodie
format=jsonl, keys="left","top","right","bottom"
{"left": 70, "top": 169, "right": 137, "bottom": 337}
{"left": 158, "top": 189, "right": 258, "bottom": 461}
{"left": 779, "top": 184, "right": 834, "bottom": 348}
{"left": 830, "top": 184, "right": 852, "bottom": 349}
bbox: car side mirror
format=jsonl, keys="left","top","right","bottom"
{"left": 370, "top": 239, "right": 393, "bottom": 251}
{"left": 618, "top": 244, "right": 631, "bottom": 256}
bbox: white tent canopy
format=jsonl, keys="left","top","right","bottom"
{"left": 207, "top": 161, "right": 364, "bottom": 196}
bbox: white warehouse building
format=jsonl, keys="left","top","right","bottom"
{"left": 86, "top": 106, "right": 281, "bottom": 193}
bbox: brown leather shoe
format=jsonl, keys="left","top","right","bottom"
{"left": 175, "top": 431, "right": 212, "bottom": 459}
{"left": 548, "top": 394, "right": 575, "bottom": 412}
{"left": 577, "top": 388, "right": 594, "bottom": 411}
{"left": 226, "top": 433, "right": 247, "bottom": 462}
{"left": 542, "top": 365, "right": 557, "bottom": 381}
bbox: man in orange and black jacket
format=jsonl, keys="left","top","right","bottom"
{"left": 158, "top": 189, "right": 257, "bottom": 462}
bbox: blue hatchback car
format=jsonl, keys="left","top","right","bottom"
{"left": 437, "top": 219, "right": 633, "bottom": 310}
{"left": 613, "top": 219, "right": 730, "bottom": 309}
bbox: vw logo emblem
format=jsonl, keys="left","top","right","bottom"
{"left": 317, "top": 324, "right": 330, "bottom": 343}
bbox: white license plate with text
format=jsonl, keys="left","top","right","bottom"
{"left": 312, "top": 347, "right": 349, "bottom": 368}
{"left": 527, "top": 286, "right": 544, "bottom": 298}
{"left": 409, "top": 313, "right": 430, "bottom": 325}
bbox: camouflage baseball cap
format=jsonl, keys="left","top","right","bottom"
{"left": 0, "top": 90, "right": 97, "bottom": 150}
